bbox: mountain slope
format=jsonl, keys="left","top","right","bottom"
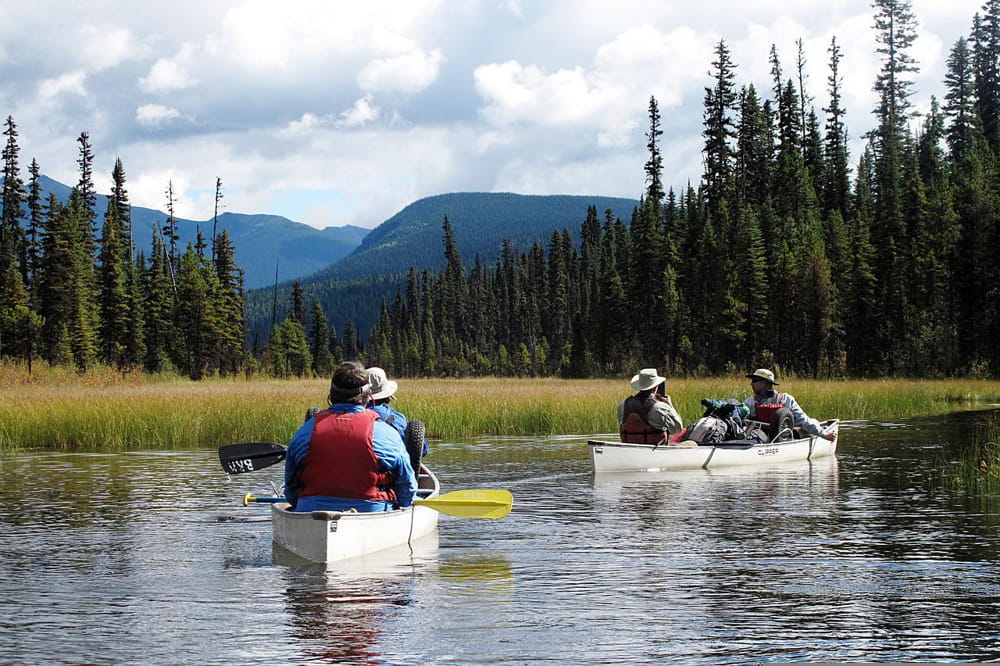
{"left": 300, "top": 192, "right": 638, "bottom": 284}
{"left": 23, "top": 176, "right": 367, "bottom": 289}
{"left": 247, "top": 192, "right": 640, "bottom": 340}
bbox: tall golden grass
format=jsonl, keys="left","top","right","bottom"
{"left": 3, "top": 360, "right": 1000, "bottom": 452}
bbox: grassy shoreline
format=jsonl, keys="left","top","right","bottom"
{"left": 4, "top": 363, "right": 1000, "bottom": 452}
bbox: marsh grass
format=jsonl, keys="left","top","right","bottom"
{"left": 3, "top": 360, "right": 1000, "bottom": 452}
{"left": 937, "top": 411, "right": 1000, "bottom": 496}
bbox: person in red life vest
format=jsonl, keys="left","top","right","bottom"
{"left": 283, "top": 361, "right": 417, "bottom": 513}
{"left": 742, "top": 368, "right": 835, "bottom": 441}
{"left": 617, "top": 368, "right": 684, "bottom": 443}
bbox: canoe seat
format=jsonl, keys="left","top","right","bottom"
{"left": 310, "top": 511, "right": 345, "bottom": 521}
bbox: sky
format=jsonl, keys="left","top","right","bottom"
{"left": 0, "top": 0, "right": 986, "bottom": 230}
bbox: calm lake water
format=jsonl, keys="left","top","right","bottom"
{"left": 2, "top": 410, "right": 1000, "bottom": 664}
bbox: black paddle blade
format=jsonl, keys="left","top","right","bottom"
{"left": 218, "top": 442, "right": 286, "bottom": 474}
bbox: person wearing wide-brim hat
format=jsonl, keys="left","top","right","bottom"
{"left": 743, "top": 368, "right": 834, "bottom": 441}
{"left": 366, "top": 367, "right": 429, "bottom": 460}
{"left": 617, "top": 368, "right": 684, "bottom": 444}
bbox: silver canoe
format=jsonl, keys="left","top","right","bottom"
{"left": 588, "top": 420, "right": 839, "bottom": 473}
{"left": 270, "top": 464, "right": 441, "bottom": 563}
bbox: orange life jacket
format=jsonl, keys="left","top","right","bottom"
{"left": 619, "top": 394, "right": 667, "bottom": 444}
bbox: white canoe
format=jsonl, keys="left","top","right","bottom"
{"left": 589, "top": 420, "right": 839, "bottom": 473}
{"left": 270, "top": 465, "right": 441, "bottom": 563}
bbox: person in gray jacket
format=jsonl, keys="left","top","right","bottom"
{"left": 742, "top": 368, "right": 835, "bottom": 441}
{"left": 617, "top": 368, "right": 684, "bottom": 443}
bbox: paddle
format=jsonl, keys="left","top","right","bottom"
{"left": 242, "top": 489, "right": 514, "bottom": 520}
{"left": 218, "top": 442, "right": 286, "bottom": 475}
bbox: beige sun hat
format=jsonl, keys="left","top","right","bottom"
{"left": 367, "top": 367, "right": 399, "bottom": 401}
{"left": 630, "top": 368, "right": 666, "bottom": 392}
{"left": 746, "top": 368, "right": 779, "bottom": 385}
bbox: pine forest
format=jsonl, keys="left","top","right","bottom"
{"left": 3, "top": 0, "right": 1000, "bottom": 381}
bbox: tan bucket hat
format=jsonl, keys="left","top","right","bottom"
{"left": 630, "top": 368, "right": 666, "bottom": 391}
{"left": 746, "top": 368, "right": 779, "bottom": 385}
{"left": 367, "top": 367, "right": 399, "bottom": 401}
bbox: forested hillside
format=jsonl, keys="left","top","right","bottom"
{"left": 17, "top": 176, "right": 366, "bottom": 289}
{"left": 244, "top": 192, "right": 639, "bottom": 343}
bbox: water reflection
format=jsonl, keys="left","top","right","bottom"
{"left": 279, "top": 538, "right": 438, "bottom": 664}
{"left": 3, "top": 413, "right": 1000, "bottom": 662}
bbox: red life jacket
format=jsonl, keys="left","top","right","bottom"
{"left": 619, "top": 394, "right": 667, "bottom": 444}
{"left": 299, "top": 409, "right": 396, "bottom": 503}
{"left": 752, "top": 393, "right": 788, "bottom": 424}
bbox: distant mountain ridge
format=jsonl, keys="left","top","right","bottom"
{"left": 246, "top": 192, "right": 641, "bottom": 340}
{"left": 297, "top": 192, "right": 639, "bottom": 285}
{"left": 20, "top": 176, "right": 368, "bottom": 289}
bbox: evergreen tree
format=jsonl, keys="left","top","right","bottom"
{"left": 439, "top": 216, "right": 468, "bottom": 357}
{"left": 0, "top": 116, "right": 27, "bottom": 359}
{"left": 943, "top": 37, "right": 979, "bottom": 165}
{"left": 97, "top": 159, "right": 133, "bottom": 369}
{"left": 212, "top": 177, "right": 223, "bottom": 262}
{"left": 823, "top": 37, "right": 852, "bottom": 217}
{"left": 309, "top": 298, "right": 333, "bottom": 376}
{"left": 544, "top": 229, "right": 572, "bottom": 375}
{"left": 342, "top": 318, "right": 361, "bottom": 361}
{"left": 173, "top": 243, "right": 213, "bottom": 378}
{"left": 870, "top": 0, "right": 920, "bottom": 373}
{"left": 702, "top": 39, "right": 739, "bottom": 219}
{"left": 162, "top": 181, "right": 180, "bottom": 268}
{"left": 212, "top": 229, "right": 245, "bottom": 376}
{"left": 64, "top": 191, "right": 99, "bottom": 371}
{"left": 845, "top": 149, "right": 879, "bottom": 375}
{"left": 735, "top": 84, "right": 774, "bottom": 208}
{"left": 143, "top": 227, "right": 175, "bottom": 373}
{"left": 76, "top": 131, "right": 97, "bottom": 249}
{"left": 25, "top": 158, "right": 43, "bottom": 306}
{"left": 644, "top": 96, "right": 665, "bottom": 205}
{"left": 290, "top": 281, "right": 307, "bottom": 325}
{"left": 269, "top": 316, "right": 312, "bottom": 378}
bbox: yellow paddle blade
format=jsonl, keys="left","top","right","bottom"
{"left": 414, "top": 489, "right": 513, "bottom": 519}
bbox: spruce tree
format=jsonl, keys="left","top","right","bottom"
{"left": 212, "top": 229, "right": 245, "bottom": 376}
{"left": 943, "top": 37, "right": 978, "bottom": 165}
{"left": 870, "top": 0, "right": 920, "bottom": 373}
{"left": 823, "top": 37, "right": 852, "bottom": 217}
{"left": 97, "top": 159, "right": 133, "bottom": 369}
{"left": 644, "top": 96, "right": 665, "bottom": 205}
{"left": 76, "top": 131, "right": 97, "bottom": 250}
{"left": 0, "top": 116, "right": 27, "bottom": 359}
{"left": 309, "top": 298, "right": 332, "bottom": 376}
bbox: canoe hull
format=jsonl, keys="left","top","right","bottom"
{"left": 589, "top": 420, "right": 839, "bottom": 472}
{"left": 271, "top": 466, "right": 440, "bottom": 563}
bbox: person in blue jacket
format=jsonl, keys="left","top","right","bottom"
{"left": 284, "top": 361, "right": 416, "bottom": 513}
{"left": 366, "top": 366, "right": 429, "bottom": 458}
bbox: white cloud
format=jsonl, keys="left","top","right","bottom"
{"left": 358, "top": 47, "right": 445, "bottom": 94}
{"left": 37, "top": 71, "right": 87, "bottom": 101}
{"left": 337, "top": 96, "right": 381, "bottom": 127}
{"left": 139, "top": 56, "right": 197, "bottom": 93}
{"left": 78, "top": 26, "right": 144, "bottom": 70}
{"left": 136, "top": 104, "right": 183, "bottom": 127}
{"left": 475, "top": 61, "right": 595, "bottom": 126}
